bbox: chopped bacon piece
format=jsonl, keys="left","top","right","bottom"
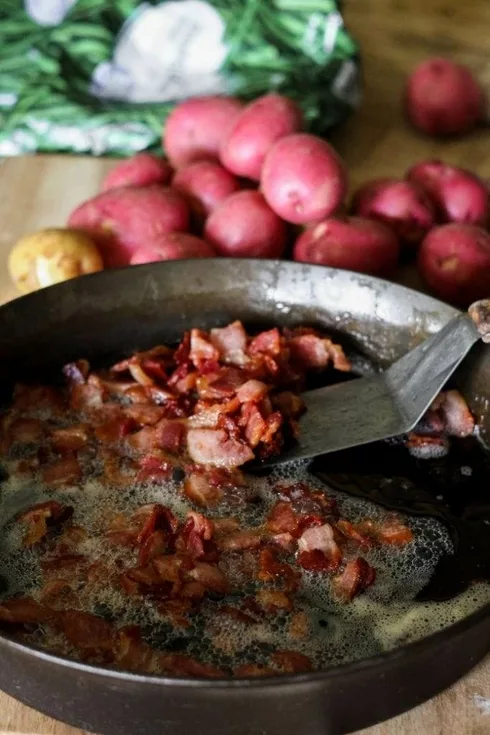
{"left": 187, "top": 428, "right": 254, "bottom": 467}
{"left": 63, "top": 359, "right": 90, "bottom": 384}
{"left": 196, "top": 369, "right": 245, "bottom": 401}
{"left": 40, "top": 554, "right": 86, "bottom": 574}
{"left": 69, "top": 377, "right": 106, "bottom": 412}
{"left": 42, "top": 454, "right": 81, "bottom": 487}
{"left": 297, "top": 523, "right": 342, "bottom": 572}
{"left": 175, "top": 511, "right": 214, "bottom": 559}
{"left": 240, "top": 402, "right": 267, "bottom": 448}
{"left": 159, "top": 653, "right": 224, "bottom": 678}
{"left": 115, "top": 625, "right": 156, "bottom": 672}
{"left": 0, "top": 597, "right": 53, "bottom": 625}
{"left": 288, "top": 332, "right": 351, "bottom": 372}
{"left": 267, "top": 501, "right": 299, "bottom": 536}
{"left": 435, "top": 390, "right": 475, "bottom": 438}
{"left": 270, "top": 650, "right": 313, "bottom": 673}
{"left": 189, "top": 329, "right": 219, "bottom": 368}
{"left": 51, "top": 424, "right": 89, "bottom": 452}
{"left": 218, "top": 528, "right": 263, "bottom": 551}
{"left": 248, "top": 328, "right": 282, "bottom": 357}
{"left": 128, "top": 362, "right": 154, "bottom": 387}
{"left": 258, "top": 548, "right": 300, "bottom": 592}
{"left": 210, "top": 321, "right": 248, "bottom": 366}
{"left": 39, "top": 579, "right": 79, "bottom": 608}
{"left": 157, "top": 599, "right": 194, "bottom": 629}
{"left": 298, "top": 550, "right": 336, "bottom": 572}
{"left": 59, "top": 610, "right": 115, "bottom": 656}
{"left": 138, "top": 530, "right": 169, "bottom": 566}
{"left": 184, "top": 472, "right": 224, "bottom": 507}
{"left": 95, "top": 412, "right": 134, "bottom": 445}
{"left": 53, "top": 525, "right": 87, "bottom": 554}
{"left": 188, "top": 562, "right": 229, "bottom": 593}
{"left": 332, "top": 558, "right": 376, "bottom": 601}
{"left": 125, "top": 404, "right": 166, "bottom": 426}
{"left": 256, "top": 589, "right": 292, "bottom": 613}
{"left": 375, "top": 515, "right": 413, "bottom": 546}
{"left": 18, "top": 501, "right": 73, "bottom": 547}
{"left": 136, "top": 453, "right": 172, "bottom": 483}
{"left": 236, "top": 380, "right": 269, "bottom": 403}
{"left": 213, "top": 518, "right": 240, "bottom": 536}
{"left": 335, "top": 519, "right": 374, "bottom": 548}
{"left": 128, "top": 419, "right": 184, "bottom": 455}
{"left": 288, "top": 611, "right": 309, "bottom": 640}
{"left": 272, "top": 391, "right": 305, "bottom": 419}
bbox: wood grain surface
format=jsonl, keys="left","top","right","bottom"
{"left": 0, "top": 0, "right": 490, "bottom": 733}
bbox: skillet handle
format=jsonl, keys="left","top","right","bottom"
{"left": 468, "top": 299, "right": 490, "bottom": 343}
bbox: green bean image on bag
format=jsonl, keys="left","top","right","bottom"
{"left": 0, "top": 0, "right": 361, "bottom": 156}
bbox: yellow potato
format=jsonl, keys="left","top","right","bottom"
{"left": 8, "top": 228, "right": 103, "bottom": 294}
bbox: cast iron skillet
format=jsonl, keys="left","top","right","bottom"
{"left": 0, "top": 259, "right": 489, "bottom": 735}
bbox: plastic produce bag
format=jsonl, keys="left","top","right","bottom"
{"left": 0, "top": 0, "right": 361, "bottom": 156}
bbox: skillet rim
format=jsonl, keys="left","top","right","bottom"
{"left": 0, "top": 258, "right": 488, "bottom": 687}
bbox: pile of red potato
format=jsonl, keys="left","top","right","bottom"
{"left": 8, "top": 58, "right": 490, "bottom": 307}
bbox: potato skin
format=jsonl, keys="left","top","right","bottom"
{"left": 407, "top": 160, "right": 489, "bottom": 227}
{"left": 163, "top": 96, "right": 243, "bottom": 168}
{"left": 130, "top": 233, "right": 217, "bottom": 264}
{"left": 102, "top": 154, "right": 172, "bottom": 192}
{"left": 220, "top": 93, "right": 303, "bottom": 180}
{"left": 417, "top": 223, "right": 490, "bottom": 305}
{"left": 68, "top": 185, "right": 190, "bottom": 268}
{"left": 204, "top": 190, "right": 287, "bottom": 258}
{"left": 352, "top": 177, "right": 435, "bottom": 247}
{"left": 172, "top": 160, "right": 240, "bottom": 217}
{"left": 405, "top": 58, "right": 484, "bottom": 137}
{"left": 293, "top": 216, "right": 400, "bottom": 276}
{"left": 261, "top": 133, "right": 347, "bottom": 224}
{"left": 8, "top": 228, "right": 103, "bottom": 294}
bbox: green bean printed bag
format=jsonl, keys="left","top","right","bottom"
{"left": 0, "top": 0, "right": 361, "bottom": 156}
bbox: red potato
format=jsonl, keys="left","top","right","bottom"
{"left": 172, "top": 160, "right": 240, "bottom": 218}
{"left": 68, "top": 186, "right": 190, "bottom": 268}
{"left": 130, "top": 233, "right": 217, "bottom": 265}
{"left": 220, "top": 93, "right": 303, "bottom": 180}
{"left": 351, "top": 177, "right": 435, "bottom": 247}
{"left": 204, "top": 190, "right": 287, "bottom": 258}
{"left": 405, "top": 58, "right": 484, "bottom": 137}
{"left": 261, "top": 133, "right": 347, "bottom": 224}
{"left": 163, "top": 96, "right": 244, "bottom": 168}
{"left": 407, "top": 160, "right": 489, "bottom": 226}
{"left": 293, "top": 216, "right": 400, "bottom": 276}
{"left": 101, "top": 154, "right": 172, "bottom": 192}
{"left": 417, "top": 223, "right": 490, "bottom": 305}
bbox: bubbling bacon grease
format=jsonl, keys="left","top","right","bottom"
{"left": 0, "top": 320, "right": 472, "bottom": 678}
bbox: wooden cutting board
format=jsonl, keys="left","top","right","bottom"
{"left": 1, "top": 0, "right": 490, "bottom": 731}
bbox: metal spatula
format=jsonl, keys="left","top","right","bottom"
{"left": 257, "top": 299, "right": 490, "bottom": 468}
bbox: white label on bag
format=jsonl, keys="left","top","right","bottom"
{"left": 90, "top": 0, "right": 229, "bottom": 103}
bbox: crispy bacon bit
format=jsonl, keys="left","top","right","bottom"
{"left": 272, "top": 391, "right": 305, "bottom": 418}
{"left": 159, "top": 653, "right": 224, "bottom": 678}
{"left": 51, "top": 424, "right": 89, "bottom": 452}
{"left": 335, "top": 519, "right": 374, "bottom": 548}
{"left": 256, "top": 589, "right": 292, "bottom": 613}
{"left": 188, "top": 562, "right": 229, "bottom": 594}
{"left": 42, "top": 454, "right": 81, "bottom": 487}
{"left": 184, "top": 472, "right": 224, "bottom": 507}
{"left": 175, "top": 512, "right": 214, "bottom": 559}
{"left": 187, "top": 428, "right": 254, "bottom": 467}
{"left": 210, "top": 321, "right": 248, "bottom": 366}
{"left": 297, "top": 523, "right": 342, "bottom": 572}
{"left": 240, "top": 402, "right": 266, "bottom": 448}
{"left": 218, "top": 528, "right": 263, "bottom": 551}
{"left": 0, "top": 597, "right": 53, "bottom": 625}
{"left": 289, "top": 611, "right": 309, "bottom": 640}
{"left": 436, "top": 390, "right": 475, "bottom": 438}
{"left": 190, "top": 329, "right": 220, "bottom": 368}
{"left": 128, "top": 362, "right": 154, "bottom": 387}
{"left": 157, "top": 599, "right": 194, "bottom": 629}
{"left": 248, "top": 328, "right": 282, "bottom": 357}
{"left": 270, "top": 650, "right": 313, "bottom": 673}
{"left": 375, "top": 515, "right": 413, "bottom": 546}
{"left": 258, "top": 548, "right": 300, "bottom": 592}
{"left": 63, "top": 359, "right": 90, "bottom": 384}
{"left": 59, "top": 610, "right": 115, "bottom": 656}
{"left": 236, "top": 379, "right": 269, "bottom": 403}
{"left": 125, "top": 404, "right": 166, "bottom": 426}
{"left": 18, "top": 501, "right": 73, "bottom": 547}
{"left": 136, "top": 453, "right": 172, "bottom": 483}
{"left": 332, "top": 558, "right": 376, "bottom": 601}
{"left": 267, "top": 501, "right": 299, "bottom": 536}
